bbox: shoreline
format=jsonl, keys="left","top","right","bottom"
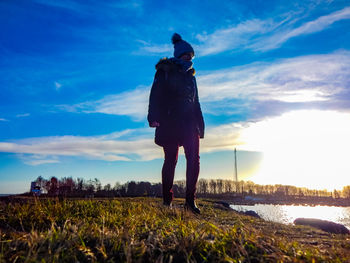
{"left": 207, "top": 196, "right": 350, "bottom": 207}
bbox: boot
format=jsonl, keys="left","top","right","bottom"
{"left": 185, "top": 199, "right": 200, "bottom": 214}
{"left": 163, "top": 200, "right": 172, "bottom": 208}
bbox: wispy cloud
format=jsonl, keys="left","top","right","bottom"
{"left": 200, "top": 6, "right": 350, "bottom": 54}
{"left": 0, "top": 123, "right": 246, "bottom": 164}
{"left": 0, "top": 131, "right": 162, "bottom": 164}
{"left": 201, "top": 123, "right": 245, "bottom": 152}
{"left": 18, "top": 154, "right": 60, "bottom": 166}
{"left": 195, "top": 19, "right": 276, "bottom": 55}
{"left": 137, "top": 19, "right": 275, "bottom": 56}
{"left": 16, "top": 113, "right": 30, "bottom": 118}
{"left": 197, "top": 51, "right": 350, "bottom": 115}
{"left": 58, "top": 51, "right": 350, "bottom": 122}
{"left": 0, "top": 118, "right": 9, "bottom": 122}
{"left": 27, "top": 159, "right": 60, "bottom": 166}
{"left": 54, "top": 81, "right": 62, "bottom": 91}
{"left": 139, "top": 6, "right": 350, "bottom": 56}
{"left": 250, "top": 6, "right": 350, "bottom": 51}
{"left": 31, "top": 0, "right": 143, "bottom": 14}
{"left": 135, "top": 40, "right": 172, "bottom": 55}
{"left": 3, "top": 109, "right": 350, "bottom": 168}
{"left": 58, "top": 86, "right": 149, "bottom": 121}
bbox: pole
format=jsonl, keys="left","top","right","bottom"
{"left": 234, "top": 148, "right": 238, "bottom": 182}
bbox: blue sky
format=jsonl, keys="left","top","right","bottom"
{"left": 1, "top": 0, "right": 350, "bottom": 193}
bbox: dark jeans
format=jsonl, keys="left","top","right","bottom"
{"left": 162, "top": 134, "right": 200, "bottom": 204}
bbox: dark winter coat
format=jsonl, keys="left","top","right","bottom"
{"left": 147, "top": 58, "right": 205, "bottom": 146}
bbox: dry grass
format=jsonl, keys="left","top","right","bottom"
{"left": 0, "top": 197, "right": 349, "bottom": 262}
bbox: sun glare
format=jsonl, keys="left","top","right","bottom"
{"left": 240, "top": 110, "right": 350, "bottom": 190}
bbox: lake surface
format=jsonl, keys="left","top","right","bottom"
{"left": 230, "top": 204, "right": 350, "bottom": 228}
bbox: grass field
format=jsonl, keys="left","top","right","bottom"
{"left": 0, "top": 197, "right": 349, "bottom": 262}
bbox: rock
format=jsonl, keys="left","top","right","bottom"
{"left": 213, "top": 204, "right": 231, "bottom": 211}
{"left": 243, "top": 210, "right": 261, "bottom": 218}
{"left": 218, "top": 201, "right": 231, "bottom": 208}
{"left": 215, "top": 201, "right": 261, "bottom": 218}
{"left": 294, "top": 218, "right": 350, "bottom": 234}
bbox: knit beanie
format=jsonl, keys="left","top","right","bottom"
{"left": 172, "top": 33, "right": 194, "bottom": 58}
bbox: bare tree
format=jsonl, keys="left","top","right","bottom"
{"left": 342, "top": 186, "right": 350, "bottom": 198}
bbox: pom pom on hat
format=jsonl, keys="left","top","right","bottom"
{"left": 171, "top": 33, "right": 182, "bottom": 44}
{"left": 171, "top": 33, "right": 194, "bottom": 58}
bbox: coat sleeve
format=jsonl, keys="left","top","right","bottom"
{"left": 194, "top": 77, "right": 205, "bottom": 138}
{"left": 147, "top": 70, "right": 165, "bottom": 126}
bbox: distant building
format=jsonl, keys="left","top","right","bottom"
{"left": 30, "top": 181, "right": 41, "bottom": 196}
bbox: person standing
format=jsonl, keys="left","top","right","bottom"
{"left": 147, "top": 33, "right": 205, "bottom": 214}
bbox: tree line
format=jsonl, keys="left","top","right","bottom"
{"left": 32, "top": 176, "right": 350, "bottom": 199}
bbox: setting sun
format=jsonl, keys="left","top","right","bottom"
{"left": 240, "top": 110, "right": 350, "bottom": 190}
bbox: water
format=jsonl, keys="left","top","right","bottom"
{"left": 230, "top": 204, "right": 350, "bottom": 228}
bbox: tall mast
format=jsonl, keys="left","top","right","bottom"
{"left": 234, "top": 148, "right": 238, "bottom": 182}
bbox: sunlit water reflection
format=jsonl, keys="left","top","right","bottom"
{"left": 230, "top": 204, "right": 350, "bottom": 228}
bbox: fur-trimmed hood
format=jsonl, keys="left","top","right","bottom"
{"left": 155, "top": 58, "right": 195, "bottom": 76}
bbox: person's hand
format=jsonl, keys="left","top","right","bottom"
{"left": 150, "top": 121, "right": 160, "bottom": 127}
{"left": 199, "top": 131, "right": 204, "bottom": 139}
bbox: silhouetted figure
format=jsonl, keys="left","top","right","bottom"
{"left": 148, "top": 33, "right": 205, "bottom": 214}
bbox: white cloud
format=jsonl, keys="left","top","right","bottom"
{"left": 197, "top": 51, "right": 350, "bottom": 106}
{"left": 2, "top": 109, "right": 350, "bottom": 190}
{"left": 136, "top": 40, "right": 172, "bottom": 55}
{"left": 32, "top": 0, "right": 143, "bottom": 14}
{"left": 16, "top": 113, "right": 30, "bottom": 118}
{"left": 55, "top": 81, "right": 62, "bottom": 91}
{"left": 139, "top": 7, "right": 350, "bottom": 56}
{"left": 0, "top": 123, "right": 247, "bottom": 164}
{"left": 195, "top": 19, "right": 275, "bottom": 55}
{"left": 0, "top": 131, "right": 163, "bottom": 164}
{"left": 0, "top": 118, "right": 8, "bottom": 122}
{"left": 201, "top": 123, "right": 245, "bottom": 152}
{"left": 28, "top": 159, "right": 60, "bottom": 166}
{"left": 19, "top": 154, "right": 60, "bottom": 166}
{"left": 93, "top": 88, "right": 149, "bottom": 120}
{"left": 59, "top": 86, "right": 149, "bottom": 121}
{"left": 250, "top": 6, "right": 350, "bottom": 51}
{"left": 141, "top": 45, "right": 172, "bottom": 54}
{"left": 138, "top": 19, "right": 275, "bottom": 56}
{"left": 3, "top": 109, "right": 350, "bottom": 186}
{"left": 111, "top": 0, "right": 143, "bottom": 10}
{"left": 59, "top": 51, "right": 350, "bottom": 121}
{"left": 31, "top": 0, "right": 85, "bottom": 12}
